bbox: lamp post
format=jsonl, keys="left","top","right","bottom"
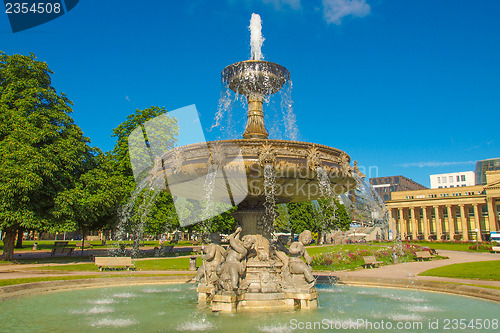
{"left": 475, "top": 228, "right": 479, "bottom": 250}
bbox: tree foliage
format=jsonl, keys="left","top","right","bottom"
{"left": 52, "top": 152, "right": 132, "bottom": 236}
{"left": 0, "top": 52, "right": 95, "bottom": 260}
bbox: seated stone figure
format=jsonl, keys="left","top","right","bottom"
{"left": 194, "top": 233, "right": 226, "bottom": 286}
{"left": 216, "top": 227, "right": 255, "bottom": 292}
{"left": 287, "top": 230, "right": 315, "bottom": 288}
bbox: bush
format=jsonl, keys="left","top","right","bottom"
{"left": 468, "top": 244, "right": 492, "bottom": 251}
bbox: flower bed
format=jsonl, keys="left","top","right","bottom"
{"left": 311, "top": 243, "right": 423, "bottom": 271}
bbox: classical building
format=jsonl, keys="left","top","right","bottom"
{"left": 386, "top": 170, "right": 500, "bottom": 241}
{"left": 430, "top": 171, "right": 474, "bottom": 189}
{"left": 475, "top": 158, "right": 500, "bottom": 185}
{"left": 370, "top": 175, "right": 427, "bottom": 203}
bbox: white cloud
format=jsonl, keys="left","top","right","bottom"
{"left": 396, "top": 161, "right": 476, "bottom": 168}
{"left": 262, "top": 0, "right": 301, "bottom": 10}
{"left": 322, "top": 0, "right": 370, "bottom": 25}
{"left": 125, "top": 96, "right": 131, "bottom": 102}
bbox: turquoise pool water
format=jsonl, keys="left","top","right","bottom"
{"left": 0, "top": 283, "right": 498, "bottom": 332}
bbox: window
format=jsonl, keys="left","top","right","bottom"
{"left": 451, "top": 185, "right": 454, "bottom": 188}
{"left": 456, "top": 175, "right": 460, "bottom": 182}
{"left": 437, "top": 177, "right": 441, "bottom": 184}
{"left": 438, "top": 186, "right": 442, "bottom": 188}
{"left": 461, "top": 175, "right": 466, "bottom": 181}
{"left": 449, "top": 176, "right": 453, "bottom": 182}
{"left": 442, "top": 177, "right": 447, "bottom": 183}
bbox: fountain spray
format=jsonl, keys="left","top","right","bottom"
{"left": 249, "top": 13, "right": 265, "bottom": 61}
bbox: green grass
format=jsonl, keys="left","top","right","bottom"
{"left": 23, "top": 257, "right": 203, "bottom": 272}
{"left": 419, "top": 260, "right": 500, "bottom": 281}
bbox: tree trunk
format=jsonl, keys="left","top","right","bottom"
{"left": 317, "top": 229, "right": 322, "bottom": 245}
{"left": 1, "top": 228, "right": 17, "bottom": 261}
{"left": 81, "top": 230, "right": 85, "bottom": 256}
{"left": 15, "top": 229, "right": 24, "bottom": 249}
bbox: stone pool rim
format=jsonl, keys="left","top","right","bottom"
{"left": 1, "top": 274, "right": 499, "bottom": 303}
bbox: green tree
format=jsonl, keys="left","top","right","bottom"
{"left": 111, "top": 106, "right": 178, "bottom": 180}
{"left": 52, "top": 152, "right": 132, "bottom": 248}
{"left": 0, "top": 53, "right": 94, "bottom": 260}
{"left": 110, "top": 107, "right": 179, "bottom": 241}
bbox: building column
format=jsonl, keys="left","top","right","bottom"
{"left": 459, "top": 204, "right": 469, "bottom": 241}
{"left": 434, "top": 205, "right": 443, "bottom": 241}
{"left": 487, "top": 198, "right": 498, "bottom": 232}
{"left": 446, "top": 205, "right": 456, "bottom": 241}
{"left": 390, "top": 209, "right": 398, "bottom": 237}
{"left": 473, "top": 203, "right": 483, "bottom": 241}
{"left": 398, "top": 208, "right": 406, "bottom": 239}
{"left": 410, "top": 207, "right": 418, "bottom": 240}
{"left": 422, "top": 206, "right": 429, "bottom": 241}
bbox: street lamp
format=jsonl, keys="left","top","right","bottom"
{"left": 475, "top": 228, "right": 479, "bottom": 250}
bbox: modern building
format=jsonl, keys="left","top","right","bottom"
{"left": 369, "top": 175, "right": 427, "bottom": 203}
{"left": 475, "top": 158, "right": 500, "bottom": 185}
{"left": 430, "top": 171, "right": 475, "bottom": 189}
{"left": 386, "top": 170, "right": 500, "bottom": 242}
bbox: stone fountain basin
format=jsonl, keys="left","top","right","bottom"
{"left": 154, "top": 139, "right": 356, "bottom": 204}
{"left": 222, "top": 60, "right": 290, "bottom": 95}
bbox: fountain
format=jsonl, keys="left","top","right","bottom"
{"left": 148, "top": 13, "right": 358, "bottom": 312}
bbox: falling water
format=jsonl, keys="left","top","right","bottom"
{"left": 315, "top": 167, "right": 339, "bottom": 242}
{"left": 114, "top": 178, "right": 160, "bottom": 257}
{"left": 200, "top": 163, "right": 219, "bottom": 233}
{"left": 263, "top": 163, "right": 277, "bottom": 237}
{"left": 278, "top": 80, "right": 298, "bottom": 141}
{"left": 249, "top": 13, "right": 265, "bottom": 61}
{"left": 344, "top": 173, "right": 390, "bottom": 242}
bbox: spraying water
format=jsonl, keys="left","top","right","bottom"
{"left": 263, "top": 163, "right": 277, "bottom": 237}
{"left": 200, "top": 163, "right": 219, "bottom": 233}
{"left": 249, "top": 13, "right": 265, "bottom": 61}
{"left": 114, "top": 178, "right": 160, "bottom": 257}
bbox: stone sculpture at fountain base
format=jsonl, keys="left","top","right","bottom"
{"left": 196, "top": 229, "right": 318, "bottom": 312}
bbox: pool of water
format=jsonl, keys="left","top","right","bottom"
{"left": 1, "top": 283, "right": 498, "bottom": 332}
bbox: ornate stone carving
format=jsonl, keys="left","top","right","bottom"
{"left": 216, "top": 227, "right": 255, "bottom": 292}
{"left": 282, "top": 230, "right": 315, "bottom": 291}
{"left": 339, "top": 152, "right": 353, "bottom": 177}
{"left": 258, "top": 142, "right": 276, "bottom": 166}
{"left": 209, "top": 143, "right": 226, "bottom": 167}
{"left": 307, "top": 145, "right": 322, "bottom": 170}
{"left": 171, "top": 148, "right": 184, "bottom": 174}
{"left": 194, "top": 233, "right": 226, "bottom": 287}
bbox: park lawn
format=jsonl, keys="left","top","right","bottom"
{"left": 23, "top": 257, "right": 203, "bottom": 272}
{"left": 419, "top": 260, "right": 500, "bottom": 281}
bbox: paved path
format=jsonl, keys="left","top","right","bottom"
{"left": 325, "top": 250, "right": 500, "bottom": 287}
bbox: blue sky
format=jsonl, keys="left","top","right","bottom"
{"left": 1, "top": 0, "right": 499, "bottom": 187}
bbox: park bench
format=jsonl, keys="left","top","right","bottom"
{"left": 51, "top": 241, "right": 74, "bottom": 256}
{"left": 75, "top": 241, "right": 92, "bottom": 248}
{"left": 421, "top": 246, "right": 437, "bottom": 255}
{"left": 94, "top": 257, "right": 135, "bottom": 271}
{"left": 414, "top": 251, "right": 435, "bottom": 261}
{"left": 362, "top": 256, "right": 383, "bottom": 268}
{"left": 491, "top": 246, "right": 500, "bottom": 253}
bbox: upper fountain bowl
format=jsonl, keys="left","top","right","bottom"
{"left": 222, "top": 60, "right": 290, "bottom": 96}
